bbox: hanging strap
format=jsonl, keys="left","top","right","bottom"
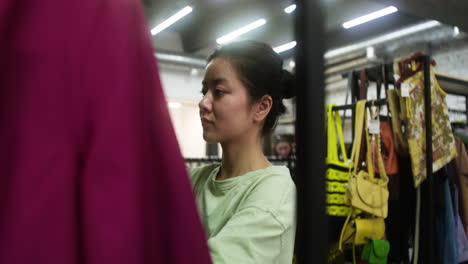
{"left": 327, "top": 104, "right": 337, "bottom": 162}
{"left": 327, "top": 104, "right": 349, "bottom": 163}
{"left": 365, "top": 106, "right": 389, "bottom": 183}
{"left": 339, "top": 208, "right": 355, "bottom": 251}
{"left": 349, "top": 100, "right": 389, "bottom": 182}
{"left": 359, "top": 69, "right": 368, "bottom": 100}
{"left": 350, "top": 100, "right": 367, "bottom": 175}
{"left": 335, "top": 109, "right": 349, "bottom": 162}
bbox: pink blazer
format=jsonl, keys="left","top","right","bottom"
{"left": 0, "top": 0, "right": 211, "bottom": 263}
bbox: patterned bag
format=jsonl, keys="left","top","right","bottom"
{"left": 326, "top": 104, "right": 353, "bottom": 216}
{"left": 394, "top": 54, "right": 457, "bottom": 188}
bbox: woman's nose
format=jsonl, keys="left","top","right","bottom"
{"left": 198, "top": 94, "right": 212, "bottom": 113}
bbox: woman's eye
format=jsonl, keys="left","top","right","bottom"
{"left": 200, "top": 88, "right": 207, "bottom": 96}
{"left": 214, "top": 89, "right": 225, "bottom": 96}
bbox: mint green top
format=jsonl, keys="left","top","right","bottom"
{"left": 190, "top": 164, "right": 296, "bottom": 264}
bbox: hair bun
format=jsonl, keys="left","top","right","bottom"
{"left": 280, "top": 69, "right": 296, "bottom": 99}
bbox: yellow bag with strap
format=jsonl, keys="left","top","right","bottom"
{"left": 346, "top": 100, "right": 389, "bottom": 218}
{"left": 339, "top": 209, "right": 386, "bottom": 247}
{"left": 326, "top": 104, "right": 353, "bottom": 217}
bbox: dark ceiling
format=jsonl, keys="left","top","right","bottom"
{"left": 142, "top": 0, "right": 466, "bottom": 56}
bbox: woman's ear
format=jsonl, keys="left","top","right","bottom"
{"left": 253, "top": 95, "right": 273, "bottom": 123}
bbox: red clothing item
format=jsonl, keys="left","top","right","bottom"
{"left": 0, "top": 0, "right": 211, "bottom": 263}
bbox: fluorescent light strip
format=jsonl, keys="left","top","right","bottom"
{"left": 284, "top": 4, "right": 296, "bottom": 14}
{"left": 342, "top": 6, "right": 398, "bottom": 29}
{"left": 216, "top": 19, "right": 267, "bottom": 44}
{"left": 151, "top": 6, "right": 193, "bottom": 36}
{"left": 326, "top": 20, "right": 441, "bottom": 58}
{"left": 273, "top": 41, "right": 297, "bottom": 53}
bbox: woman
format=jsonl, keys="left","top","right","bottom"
{"left": 190, "top": 41, "right": 297, "bottom": 264}
{"left": 275, "top": 138, "right": 293, "bottom": 159}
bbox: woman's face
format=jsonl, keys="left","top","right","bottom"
{"left": 199, "top": 58, "right": 257, "bottom": 143}
{"left": 275, "top": 141, "right": 291, "bottom": 159}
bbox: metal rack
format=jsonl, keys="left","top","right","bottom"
{"left": 294, "top": 18, "right": 437, "bottom": 260}
{"left": 332, "top": 58, "right": 434, "bottom": 263}
{"left": 437, "top": 73, "right": 468, "bottom": 122}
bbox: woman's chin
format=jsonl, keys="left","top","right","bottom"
{"left": 203, "top": 132, "right": 218, "bottom": 143}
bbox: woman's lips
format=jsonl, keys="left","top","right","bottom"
{"left": 201, "top": 118, "right": 213, "bottom": 127}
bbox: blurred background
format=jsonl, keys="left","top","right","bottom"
{"left": 140, "top": 0, "right": 468, "bottom": 158}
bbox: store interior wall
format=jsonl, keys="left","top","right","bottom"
{"left": 158, "top": 62, "right": 205, "bottom": 157}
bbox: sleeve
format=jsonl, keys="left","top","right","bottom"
{"left": 73, "top": 1, "right": 212, "bottom": 263}
{"left": 207, "top": 206, "right": 286, "bottom": 264}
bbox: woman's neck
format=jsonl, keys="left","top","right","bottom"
{"left": 217, "top": 134, "right": 271, "bottom": 181}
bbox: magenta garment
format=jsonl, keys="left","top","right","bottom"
{"left": 0, "top": 0, "right": 212, "bottom": 263}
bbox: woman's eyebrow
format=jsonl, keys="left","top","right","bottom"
{"left": 202, "top": 78, "right": 228, "bottom": 86}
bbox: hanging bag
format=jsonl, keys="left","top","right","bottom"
{"left": 326, "top": 104, "right": 353, "bottom": 217}
{"left": 394, "top": 53, "right": 457, "bottom": 187}
{"left": 361, "top": 239, "right": 390, "bottom": 264}
{"left": 338, "top": 101, "right": 387, "bottom": 263}
{"left": 340, "top": 209, "right": 386, "bottom": 246}
{"left": 346, "top": 100, "right": 389, "bottom": 218}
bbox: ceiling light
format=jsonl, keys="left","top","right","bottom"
{"left": 366, "top": 46, "right": 375, "bottom": 59}
{"left": 190, "top": 68, "right": 199, "bottom": 76}
{"left": 325, "top": 20, "right": 441, "bottom": 58}
{"left": 216, "top": 19, "right": 267, "bottom": 44}
{"left": 151, "top": 6, "right": 193, "bottom": 36}
{"left": 342, "top": 6, "right": 398, "bottom": 29}
{"left": 168, "top": 102, "right": 182, "bottom": 109}
{"left": 284, "top": 4, "right": 296, "bottom": 14}
{"left": 289, "top": 60, "right": 296, "bottom": 68}
{"left": 273, "top": 41, "right": 297, "bottom": 53}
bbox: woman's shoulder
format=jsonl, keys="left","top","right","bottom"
{"left": 240, "top": 166, "right": 296, "bottom": 228}
{"left": 253, "top": 166, "right": 294, "bottom": 188}
{"left": 189, "top": 163, "right": 221, "bottom": 186}
{"left": 244, "top": 166, "right": 296, "bottom": 209}
{"left": 189, "top": 163, "right": 220, "bottom": 177}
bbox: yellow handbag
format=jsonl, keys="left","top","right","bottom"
{"left": 326, "top": 104, "right": 353, "bottom": 217}
{"left": 340, "top": 209, "right": 386, "bottom": 247}
{"left": 346, "top": 100, "right": 389, "bottom": 218}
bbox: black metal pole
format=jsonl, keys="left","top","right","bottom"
{"left": 465, "top": 95, "right": 468, "bottom": 122}
{"left": 423, "top": 55, "right": 434, "bottom": 264}
{"left": 295, "top": 0, "right": 327, "bottom": 263}
{"left": 331, "top": 98, "right": 388, "bottom": 111}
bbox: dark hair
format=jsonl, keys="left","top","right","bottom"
{"left": 207, "top": 40, "right": 296, "bottom": 135}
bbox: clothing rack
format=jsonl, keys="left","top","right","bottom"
{"left": 449, "top": 108, "right": 468, "bottom": 114}
{"left": 423, "top": 56, "right": 435, "bottom": 264}
{"left": 449, "top": 108, "right": 468, "bottom": 123}
{"left": 437, "top": 73, "right": 468, "bottom": 122}
{"left": 332, "top": 57, "right": 436, "bottom": 264}
{"left": 342, "top": 63, "right": 395, "bottom": 101}
{"left": 331, "top": 98, "right": 388, "bottom": 111}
